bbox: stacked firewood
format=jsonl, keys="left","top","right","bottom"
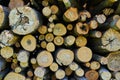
{"left": 1, "top": 0, "right": 120, "bottom": 80}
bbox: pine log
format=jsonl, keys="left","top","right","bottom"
{"left": 0, "top": 5, "right": 9, "bottom": 29}
{"left": 20, "top": 62, "right": 29, "bottom": 68}
{"left": 0, "top": 46, "right": 13, "bottom": 59}
{"left": 14, "top": 66, "right": 22, "bottom": 73}
{"left": 38, "top": 25, "right": 47, "bottom": 35}
{"left": 42, "top": 6, "right": 51, "bottom": 17}
{"left": 91, "top": 28, "right": 120, "bottom": 52}
{"left": 45, "top": 33, "right": 54, "bottom": 42}
{"left": 0, "top": 30, "right": 18, "bottom": 46}
{"left": 4, "top": 72, "right": 26, "bottom": 80}
{"left": 65, "top": 67, "right": 73, "bottom": 76}
{"left": 8, "top": 0, "right": 24, "bottom": 10}
{"left": 74, "top": 22, "right": 89, "bottom": 35}
{"left": 30, "top": 58, "right": 37, "bottom": 65}
{"left": 85, "top": 70, "right": 99, "bottom": 80}
{"left": 75, "top": 36, "right": 87, "bottom": 47}
{"left": 56, "top": 49, "right": 74, "bottom": 66}
{"left": 89, "top": 30, "right": 102, "bottom": 38}
{"left": 90, "top": 61, "right": 100, "bottom": 70}
{"left": 46, "top": 42, "right": 55, "bottom": 52}
{"left": 64, "top": 35, "right": 75, "bottom": 47}
{"left": 50, "top": 5, "right": 59, "bottom": 15}
{"left": 39, "top": 35, "right": 45, "bottom": 41}
{"left": 21, "top": 35, "right": 36, "bottom": 51}
{"left": 107, "top": 51, "right": 120, "bottom": 71}
{"left": 42, "top": 0, "right": 49, "bottom": 7}
{"left": 0, "top": 56, "right": 6, "bottom": 71}
{"left": 36, "top": 50, "right": 53, "bottom": 67}
{"left": 88, "top": 20, "right": 98, "bottom": 30}
{"left": 55, "top": 69, "right": 65, "bottom": 79}
{"left": 95, "top": 14, "right": 106, "bottom": 24}
{"left": 75, "top": 47, "right": 92, "bottom": 63}
{"left": 67, "top": 24, "right": 73, "bottom": 31}
{"left": 54, "top": 36, "right": 64, "bottom": 46}
{"left": 40, "top": 41, "right": 47, "bottom": 49}
{"left": 53, "top": 23, "right": 67, "bottom": 36}
{"left": 99, "top": 67, "right": 112, "bottom": 80}
{"left": 63, "top": 7, "right": 78, "bottom": 22}
{"left": 9, "top": 6, "right": 42, "bottom": 35}
{"left": 63, "top": 0, "right": 71, "bottom": 9}
{"left": 83, "top": 62, "right": 91, "bottom": 68}
{"left": 75, "top": 67, "right": 84, "bottom": 77}
{"left": 69, "top": 62, "right": 79, "bottom": 71}
{"left": 49, "top": 62, "right": 59, "bottom": 72}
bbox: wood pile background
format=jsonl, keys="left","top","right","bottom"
{"left": 1, "top": 0, "right": 120, "bottom": 80}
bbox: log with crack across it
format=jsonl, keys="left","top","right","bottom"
{"left": 9, "top": 6, "right": 42, "bottom": 35}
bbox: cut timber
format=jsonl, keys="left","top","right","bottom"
{"left": 46, "top": 42, "right": 55, "bottom": 52}
{"left": 89, "top": 30, "right": 102, "bottom": 38}
{"left": 40, "top": 41, "right": 47, "bottom": 49}
{"left": 74, "top": 22, "right": 89, "bottom": 35}
{"left": 103, "top": 8, "right": 114, "bottom": 16}
{"left": 20, "top": 62, "right": 29, "bottom": 68}
{"left": 63, "top": 0, "right": 71, "bottom": 8}
{"left": 4, "top": 72, "right": 25, "bottom": 80}
{"left": 45, "top": 33, "right": 54, "bottom": 42}
{"left": 56, "top": 49, "right": 74, "bottom": 66}
{"left": 75, "top": 47, "right": 92, "bottom": 63}
{"left": 30, "top": 58, "right": 37, "bottom": 64}
{"left": 64, "top": 35, "right": 75, "bottom": 47}
{"left": 53, "top": 23, "right": 67, "bottom": 36}
{"left": 0, "top": 46, "right": 13, "bottom": 59}
{"left": 38, "top": 25, "right": 47, "bottom": 35}
{"left": 9, "top": 6, "right": 42, "bottom": 35}
{"left": 107, "top": 51, "right": 120, "bottom": 71}
{"left": 65, "top": 67, "right": 73, "bottom": 76}
{"left": 8, "top": 0, "right": 24, "bottom": 10}
{"left": 85, "top": 70, "right": 99, "bottom": 80}
{"left": 88, "top": 20, "right": 98, "bottom": 29}
{"left": 93, "top": 54, "right": 108, "bottom": 65}
{"left": 95, "top": 14, "right": 106, "bottom": 24}
{"left": 75, "top": 67, "right": 84, "bottom": 77}
{"left": 75, "top": 36, "right": 87, "bottom": 47}
{"left": 90, "top": 61, "right": 100, "bottom": 70}
{"left": 69, "top": 62, "right": 79, "bottom": 71}
{"left": 0, "top": 30, "right": 18, "bottom": 46}
{"left": 0, "top": 5, "right": 9, "bottom": 29}
{"left": 49, "top": 62, "right": 59, "bottom": 72}
{"left": 50, "top": 5, "right": 59, "bottom": 15}
{"left": 54, "top": 36, "right": 64, "bottom": 46}
{"left": 84, "top": 62, "right": 91, "bottom": 68}
{"left": 55, "top": 69, "right": 65, "bottom": 79}
{"left": 36, "top": 50, "right": 53, "bottom": 67}
{"left": 67, "top": 24, "right": 73, "bottom": 31}
{"left": 42, "top": 6, "right": 51, "bottom": 17}
{"left": 63, "top": 7, "right": 78, "bottom": 22}
{"left": 17, "top": 50, "right": 29, "bottom": 63}
{"left": 34, "top": 67, "right": 46, "bottom": 78}
{"left": 99, "top": 67, "right": 112, "bottom": 80}
{"left": 39, "top": 35, "right": 45, "bottom": 41}
{"left": 15, "top": 67, "right": 22, "bottom": 73}
{"left": 27, "top": 69, "right": 33, "bottom": 77}
{"left": 0, "top": 56, "right": 6, "bottom": 71}
{"left": 21, "top": 35, "right": 36, "bottom": 51}
{"left": 42, "top": 0, "right": 49, "bottom": 7}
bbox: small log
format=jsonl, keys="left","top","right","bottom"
{"left": 65, "top": 67, "right": 73, "bottom": 76}
{"left": 4, "top": 72, "right": 26, "bottom": 80}
{"left": 49, "top": 62, "right": 59, "bottom": 72}
{"left": 42, "top": 6, "right": 51, "bottom": 17}
{"left": 0, "top": 5, "right": 9, "bottom": 29}
{"left": 39, "top": 35, "right": 45, "bottom": 41}
{"left": 75, "top": 47, "right": 92, "bottom": 63}
{"left": 0, "top": 30, "right": 18, "bottom": 46}
{"left": 78, "top": 10, "right": 91, "bottom": 22}
{"left": 69, "top": 62, "right": 79, "bottom": 71}
{"left": 38, "top": 25, "right": 47, "bottom": 35}
{"left": 55, "top": 69, "right": 65, "bottom": 79}
{"left": 45, "top": 33, "right": 54, "bottom": 42}
{"left": 36, "top": 50, "right": 53, "bottom": 67}
{"left": 34, "top": 67, "right": 47, "bottom": 78}
{"left": 84, "top": 62, "right": 91, "bottom": 68}
{"left": 48, "top": 22, "right": 55, "bottom": 29}
{"left": 47, "top": 27, "right": 53, "bottom": 32}
{"left": 9, "top": 6, "right": 42, "bottom": 35}
{"left": 95, "top": 14, "right": 106, "bottom": 24}
{"left": 89, "top": 30, "right": 102, "bottom": 38}
{"left": 75, "top": 67, "right": 84, "bottom": 77}
{"left": 92, "top": 28, "right": 120, "bottom": 52}
{"left": 93, "top": 54, "right": 108, "bottom": 65}
{"left": 27, "top": 70, "right": 33, "bottom": 77}
{"left": 54, "top": 36, "right": 64, "bottom": 46}
{"left": 90, "top": 61, "right": 100, "bottom": 70}
{"left": 63, "top": 7, "right": 78, "bottom": 22}
{"left": 17, "top": 50, "right": 29, "bottom": 63}
{"left": 99, "top": 67, "right": 112, "bottom": 80}
{"left": 50, "top": 5, "right": 59, "bottom": 15}
{"left": 11, "top": 63, "right": 18, "bottom": 70}
{"left": 74, "top": 22, "right": 89, "bottom": 35}
{"left": 67, "top": 24, "right": 73, "bottom": 31}
{"left": 75, "top": 36, "right": 87, "bottom": 47}
{"left": 63, "top": 0, "right": 71, "bottom": 9}
{"left": 40, "top": 41, "right": 47, "bottom": 49}
{"left": 20, "top": 62, "right": 29, "bottom": 68}
{"left": 30, "top": 58, "right": 37, "bottom": 65}
{"left": 85, "top": 70, "right": 99, "bottom": 80}
{"left": 0, "top": 56, "right": 6, "bottom": 71}
{"left": 64, "top": 35, "right": 75, "bottom": 47}
{"left": 46, "top": 42, "right": 55, "bottom": 52}
{"left": 48, "top": 14, "right": 57, "bottom": 22}
{"left": 14, "top": 66, "right": 22, "bottom": 73}
{"left": 107, "top": 51, "right": 120, "bottom": 71}
{"left": 21, "top": 35, "right": 36, "bottom": 51}
{"left": 0, "top": 46, "right": 13, "bottom": 59}
{"left": 88, "top": 20, "right": 98, "bottom": 30}
{"left": 42, "top": 0, "right": 49, "bottom": 7}
{"left": 8, "top": 0, "right": 24, "bottom": 10}
{"left": 56, "top": 49, "right": 74, "bottom": 66}
{"left": 53, "top": 23, "right": 67, "bottom": 36}
{"left": 15, "top": 42, "right": 21, "bottom": 48}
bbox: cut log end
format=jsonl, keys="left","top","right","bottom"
{"left": 46, "top": 42, "right": 55, "bottom": 52}
{"left": 75, "top": 68, "right": 84, "bottom": 77}
{"left": 54, "top": 36, "right": 64, "bottom": 46}
{"left": 55, "top": 69, "right": 65, "bottom": 79}
{"left": 75, "top": 36, "right": 87, "bottom": 47}
{"left": 49, "top": 62, "right": 59, "bottom": 72}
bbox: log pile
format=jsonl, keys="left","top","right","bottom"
{"left": 1, "top": 0, "right": 120, "bottom": 80}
